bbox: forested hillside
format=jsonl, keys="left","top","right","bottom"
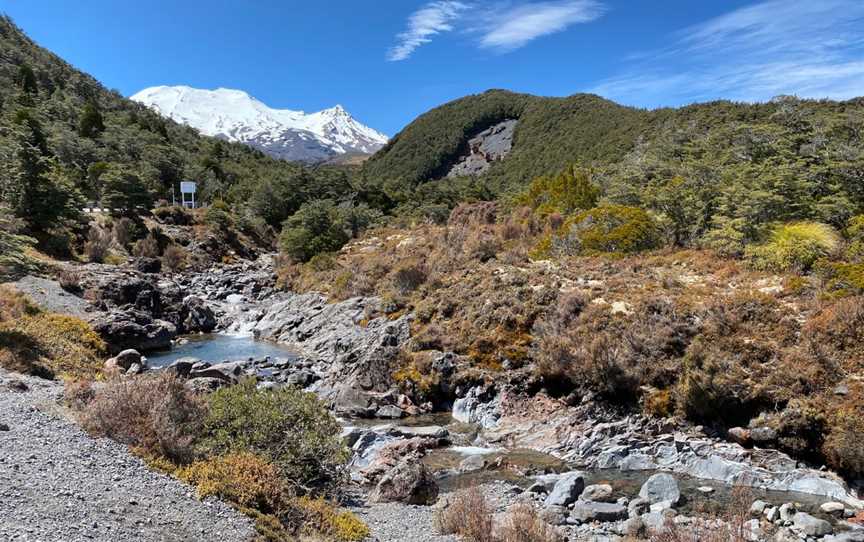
{"left": 0, "top": 15, "right": 356, "bottom": 255}
{"left": 363, "top": 90, "right": 864, "bottom": 244}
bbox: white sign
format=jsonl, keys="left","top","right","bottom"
{"left": 180, "top": 181, "right": 197, "bottom": 194}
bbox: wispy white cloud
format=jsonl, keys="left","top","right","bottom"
{"left": 387, "top": 0, "right": 605, "bottom": 61}
{"left": 589, "top": 0, "right": 864, "bottom": 106}
{"left": 478, "top": 0, "right": 606, "bottom": 52}
{"left": 387, "top": 1, "right": 469, "bottom": 61}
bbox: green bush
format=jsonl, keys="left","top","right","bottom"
{"left": 546, "top": 205, "right": 660, "bottom": 256}
{"left": 201, "top": 379, "right": 348, "bottom": 493}
{"left": 279, "top": 199, "right": 349, "bottom": 263}
{"left": 746, "top": 221, "right": 840, "bottom": 272}
{"left": 516, "top": 164, "right": 600, "bottom": 216}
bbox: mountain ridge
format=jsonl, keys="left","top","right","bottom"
{"left": 131, "top": 85, "right": 388, "bottom": 163}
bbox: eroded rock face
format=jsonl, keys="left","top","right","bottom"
{"left": 244, "top": 293, "right": 411, "bottom": 415}
{"left": 447, "top": 120, "right": 517, "bottom": 178}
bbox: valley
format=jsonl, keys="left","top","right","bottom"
{"left": 1, "top": 9, "right": 864, "bottom": 542}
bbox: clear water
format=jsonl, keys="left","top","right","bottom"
{"left": 146, "top": 334, "right": 299, "bottom": 368}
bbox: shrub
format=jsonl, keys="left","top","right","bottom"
{"left": 287, "top": 497, "right": 369, "bottom": 542}
{"left": 497, "top": 503, "right": 561, "bottom": 542}
{"left": 56, "top": 269, "right": 82, "bottom": 293}
{"left": 132, "top": 231, "right": 161, "bottom": 258}
{"left": 78, "top": 372, "right": 206, "bottom": 463}
{"left": 643, "top": 388, "right": 674, "bottom": 418}
{"left": 823, "top": 392, "right": 864, "bottom": 477}
{"left": 162, "top": 244, "right": 187, "bottom": 272}
{"left": 204, "top": 204, "right": 235, "bottom": 235}
{"left": 112, "top": 216, "right": 137, "bottom": 248}
{"left": 152, "top": 205, "right": 192, "bottom": 226}
{"left": 746, "top": 221, "right": 840, "bottom": 272}
{"left": 517, "top": 165, "right": 600, "bottom": 216}
{"left": 201, "top": 380, "right": 348, "bottom": 493}
{"left": 279, "top": 199, "right": 349, "bottom": 263}
{"left": 434, "top": 486, "right": 494, "bottom": 542}
{"left": 0, "top": 310, "right": 106, "bottom": 379}
{"left": 548, "top": 205, "right": 661, "bottom": 256}
{"left": 179, "top": 452, "right": 287, "bottom": 512}
{"left": 391, "top": 262, "right": 427, "bottom": 295}
{"left": 83, "top": 226, "right": 112, "bottom": 263}
{"left": 846, "top": 214, "right": 864, "bottom": 261}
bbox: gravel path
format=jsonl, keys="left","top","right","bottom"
{"left": 0, "top": 370, "right": 255, "bottom": 542}
{"left": 349, "top": 494, "right": 457, "bottom": 542}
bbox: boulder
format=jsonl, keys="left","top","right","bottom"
{"left": 820, "top": 502, "right": 846, "bottom": 516}
{"left": 571, "top": 501, "right": 628, "bottom": 522}
{"left": 544, "top": 471, "right": 585, "bottom": 507}
{"left": 164, "top": 357, "right": 200, "bottom": 378}
{"left": 369, "top": 458, "right": 438, "bottom": 505}
{"left": 92, "top": 309, "right": 176, "bottom": 353}
{"left": 135, "top": 258, "right": 161, "bottom": 274}
{"left": 459, "top": 455, "right": 487, "bottom": 473}
{"left": 628, "top": 497, "right": 650, "bottom": 517}
{"left": 750, "top": 500, "right": 768, "bottom": 516}
{"left": 285, "top": 370, "right": 317, "bottom": 388}
{"left": 792, "top": 512, "right": 832, "bottom": 537}
{"left": 184, "top": 377, "right": 228, "bottom": 393}
{"left": 638, "top": 473, "right": 680, "bottom": 506}
{"left": 376, "top": 405, "right": 405, "bottom": 419}
{"left": 823, "top": 532, "right": 864, "bottom": 542}
{"left": 750, "top": 426, "right": 777, "bottom": 445}
{"left": 580, "top": 484, "right": 614, "bottom": 503}
{"left": 727, "top": 427, "right": 752, "bottom": 447}
{"left": 779, "top": 502, "right": 796, "bottom": 522}
{"left": 188, "top": 361, "right": 245, "bottom": 383}
{"left": 181, "top": 296, "right": 217, "bottom": 333}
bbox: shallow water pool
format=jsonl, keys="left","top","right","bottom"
{"left": 146, "top": 334, "right": 299, "bottom": 368}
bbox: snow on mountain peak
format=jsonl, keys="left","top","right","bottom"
{"left": 130, "top": 85, "right": 388, "bottom": 163}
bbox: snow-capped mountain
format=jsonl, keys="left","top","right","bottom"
{"left": 130, "top": 85, "right": 388, "bottom": 163}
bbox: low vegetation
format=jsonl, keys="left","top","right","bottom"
{"left": 0, "top": 286, "right": 105, "bottom": 379}
{"left": 435, "top": 487, "right": 560, "bottom": 542}
{"left": 71, "top": 374, "right": 361, "bottom": 541}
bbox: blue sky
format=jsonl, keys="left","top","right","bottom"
{"left": 2, "top": 0, "right": 863, "bottom": 135}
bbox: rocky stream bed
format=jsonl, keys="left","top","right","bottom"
{"left": 5, "top": 256, "right": 864, "bottom": 541}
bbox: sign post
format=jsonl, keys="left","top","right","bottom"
{"left": 180, "top": 181, "right": 197, "bottom": 209}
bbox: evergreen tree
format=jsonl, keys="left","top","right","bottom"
{"left": 0, "top": 205, "right": 35, "bottom": 280}
{"left": 101, "top": 169, "right": 153, "bottom": 216}
{"left": 78, "top": 102, "right": 105, "bottom": 138}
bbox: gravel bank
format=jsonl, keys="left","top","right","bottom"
{"left": 349, "top": 493, "right": 457, "bottom": 542}
{"left": 0, "top": 370, "right": 255, "bottom": 542}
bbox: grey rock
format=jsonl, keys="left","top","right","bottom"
{"left": 540, "top": 505, "right": 569, "bottom": 526}
{"left": 458, "top": 454, "right": 487, "bottom": 473}
{"left": 114, "top": 349, "right": 143, "bottom": 369}
{"left": 181, "top": 296, "right": 216, "bottom": 333}
{"left": 184, "top": 377, "right": 228, "bottom": 393}
{"left": 727, "top": 427, "right": 751, "bottom": 446}
{"left": 824, "top": 531, "right": 864, "bottom": 542}
{"left": 751, "top": 500, "right": 768, "bottom": 516}
{"left": 369, "top": 458, "right": 438, "bottom": 505}
{"left": 571, "top": 501, "right": 628, "bottom": 522}
{"left": 743, "top": 518, "right": 764, "bottom": 541}
{"left": 628, "top": 497, "right": 650, "bottom": 517}
{"left": 779, "top": 503, "right": 797, "bottom": 522}
{"left": 765, "top": 506, "right": 780, "bottom": 522}
{"left": 821, "top": 502, "right": 846, "bottom": 516}
{"left": 580, "top": 484, "right": 614, "bottom": 503}
{"left": 376, "top": 405, "right": 405, "bottom": 419}
{"left": 544, "top": 471, "right": 585, "bottom": 507}
{"left": 388, "top": 426, "right": 449, "bottom": 440}
{"left": 92, "top": 309, "right": 176, "bottom": 353}
{"left": 163, "top": 357, "right": 199, "bottom": 377}
{"left": 750, "top": 426, "right": 777, "bottom": 444}
{"left": 792, "top": 512, "right": 832, "bottom": 536}
{"left": 639, "top": 473, "right": 680, "bottom": 505}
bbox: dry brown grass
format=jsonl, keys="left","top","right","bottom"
{"left": 77, "top": 372, "right": 206, "bottom": 464}
{"left": 652, "top": 486, "right": 753, "bottom": 542}
{"left": 496, "top": 503, "right": 562, "bottom": 542}
{"left": 435, "top": 486, "right": 495, "bottom": 542}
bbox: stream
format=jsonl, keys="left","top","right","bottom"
{"left": 149, "top": 334, "right": 846, "bottom": 524}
